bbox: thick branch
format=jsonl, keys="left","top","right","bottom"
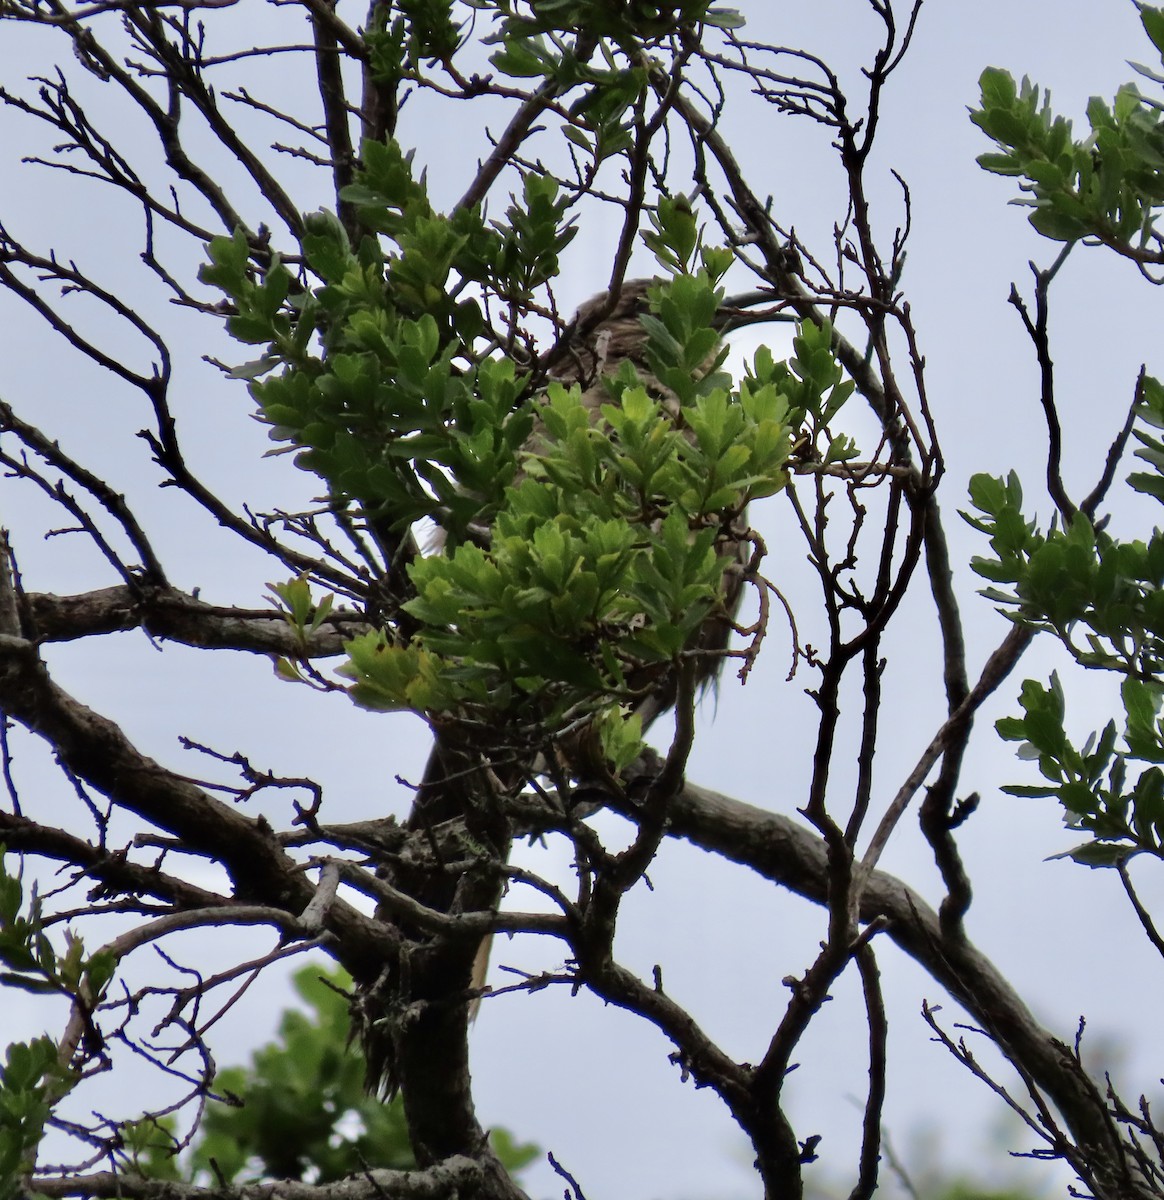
{"left": 635, "top": 776, "right": 1136, "bottom": 1197}
{"left": 29, "top": 1158, "right": 484, "bottom": 1200}
{"left": 0, "top": 632, "right": 400, "bottom": 990}
{"left": 26, "top": 585, "right": 368, "bottom": 656}
{"left": 0, "top": 808, "right": 233, "bottom": 912}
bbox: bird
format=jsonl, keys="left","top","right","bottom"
{"left": 546, "top": 277, "right": 748, "bottom": 723}
{"left": 359, "top": 277, "right": 748, "bottom": 1100}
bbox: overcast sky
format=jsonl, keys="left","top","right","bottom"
{"left": 2, "top": 3, "right": 1162, "bottom": 1198}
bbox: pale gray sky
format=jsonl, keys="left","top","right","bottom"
{"left": 1, "top": 4, "right": 1160, "bottom": 1198}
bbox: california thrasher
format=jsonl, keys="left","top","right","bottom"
{"left": 360, "top": 278, "right": 747, "bottom": 1099}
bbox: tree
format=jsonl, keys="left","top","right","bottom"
{"left": 1, "top": 2, "right": 1163, "bottom": 1199}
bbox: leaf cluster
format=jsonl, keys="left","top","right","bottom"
{"left": 966, "top": 454, "right": 1164, "bottom": 868}
{"left": 199, "top": 88, "right": 856, "bottom": 769}
{"left": 997, "top": 674, "right": 1164, "bottom": 867}
{"left": 475, "top": 0, "right": 743, "bottom": 49}
{"left": 0, "top": 852, "right": 112, "bottom": 1200}
{"left": 193, "top": 968, "right": 412, "bottom": 1182}
{"left": 0, "top": 852, "right": 114, "bottom": 1007}
{"left": 971, "top": 6, "right": 1164, "bottom": 246}
{"left": 121, "top": 966, "right": 537, "bottom": 1184}
{"left": 474, "top": 1, "right": 743, "bottom": 165}
{"left": 365, "top": 0, "right": 464, "bottom": 90}
{"left": 267, "top": 574, "right": 336, "bottom": 682}
{"left": 965, "top": 470, "right": 1164, "bottom": 677}
{"left": 966, "top": 7, "right": 1164, "bottom": 877}
{"left": 0, "top": 1036, "right": 62, "bottom": 1200}
{"left": 1130, "top": 373, "right": 1164, "bottom": 502}
{"left": 201, "top": 140, "right": 583, "bottom": 545}
{"left": 338, "top": 268, "right": 830, "bottom": 754}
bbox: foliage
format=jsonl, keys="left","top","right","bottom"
{"left": 995, "top": 674, "right": 1164, "bottom": 867}
{"left": 0, "top": 850, "right": 114, "bottom": 1200}
{"left": 124, "top": 965, "right": 536, "bottom": 1185}
{"left": 203, "top": 136, "right": 857, "bottom": 754}
{"left": 334, "top": 277, "right": 841, "bottom": 734}
{"left": 963, "top": 471, "right": 1164, "bottom": 673}
{"left": 967, "top": 6, "right": 1164, "bottom": 870}
{"left": 972, "top": 26, "right": 1164, "bottom": 247}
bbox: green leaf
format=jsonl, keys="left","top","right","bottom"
{"left": 1048, "top": 841, "right": 1136, "bottom": 868}
{"left": 704, "top": 6, "right": 745, "bottom": 29}
{"left": 1123, "top": 676, "right": 1163, "bottom": 733}
{"left": 978, "top": 66, "right": 1018, "bottom": 110}
{"left": 1141, "top": 6, "right": 1164, "bottom": 58}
